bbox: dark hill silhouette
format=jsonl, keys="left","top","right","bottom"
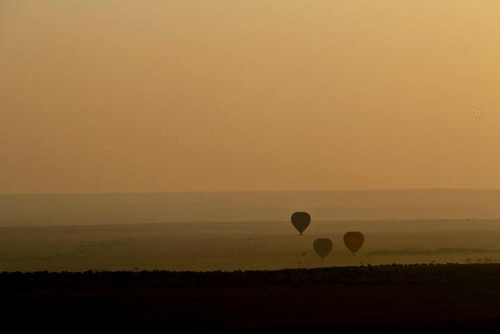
{"left": 2, "top": 264, "right": 500, "bottom": 332}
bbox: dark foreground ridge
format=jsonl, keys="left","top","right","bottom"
{"left": 2, "top": 264, "right": 500, "bottom": 332}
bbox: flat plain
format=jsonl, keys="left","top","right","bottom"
{"left": 2, "top": 219, "right": 500, "bottom": 272}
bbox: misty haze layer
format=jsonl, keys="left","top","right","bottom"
{"left": 2, "top": 190, "right": 500, "bottom": 226}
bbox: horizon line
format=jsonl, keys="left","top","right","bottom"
{"left": 3, "top": 187, "right": 500, "bottom": 196}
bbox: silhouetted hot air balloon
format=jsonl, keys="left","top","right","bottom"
{"left": 343, "top": 231, "right": 364, "bottom": 255}
{"left": 291, "top": 212, "right": 311, "bottom": 236}
{"left": 313, "top": 238, "right": 332, "bottom": 260}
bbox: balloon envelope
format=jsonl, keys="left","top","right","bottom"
{"left": 313, "top": 238, "right": 332, "bottom": 260}
{"left": 291, "top": 212, "right": 311, "bottom": 235}
{"left": 343, "top": 231, "right": 364, "bottom": 255}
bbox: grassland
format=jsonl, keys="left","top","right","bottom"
{"left": 1, "top": 219, "right": 500, "bottom": 272}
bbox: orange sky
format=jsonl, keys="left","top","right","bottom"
{"left": 1, "top": 1, "right": 500, "bottom": 194}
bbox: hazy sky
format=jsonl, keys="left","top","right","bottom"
{"left": 1, "top": 1, "right": 500, "bottom": 194}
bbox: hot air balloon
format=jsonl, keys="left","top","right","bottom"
{"left": 313, "top": 238, "right": 332, "bottom": 260}
{"left": 291, "top": 212, "right": 311, "bottom": 236}
{"left": 343, "top": 231, "right": 364, "bottom": 255}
